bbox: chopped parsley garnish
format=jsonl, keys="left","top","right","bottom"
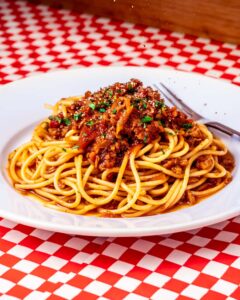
{"left": 132, "top": 98, "right": 148, "bottom": 109}
{"left": 161, "top": 149, "right": 165, "bottom": 155}
{"left": 105, "top": 101, "right": 111, "bottom": 107}
{"left": 155, "top": 101, "right": 166, "bottom": 109}
{"left": 127, "top": 83, "right": 133, "bottom": 89}
{"left": 72, "top": 145, "right": 79, "bottom": 149}
{"left": 62, "top": 148, "right": 67, "bottom": 152}
{"left": 159, "top": 119, "right": 166, "bottom": 127}
{"left": 99, "top": 108, "right": 106, "bottom": 113}
{"left": 107, "top": 89, "right": 113, "bottom": 97}
{"left": 143, "top": 135, "right": 148, "bottom": 144}
{"left": 86, "top": 120, "right": 94, "bottom": 126}
{"left": 182, "top": 123, "right": 193, "bottom": 130}
{"left": 100, "top": 101, "right": 111, "bottom": 108}
{"left": 132, "top": 101, "right": 139, "bottom": 108}
{"left": 103, "top": 88, "right": 113, "bottom": 98}
{"left": 63, "top": 118, "right": 71, "bottom": 126}
{"left": 89, "top": 103, "right": 96, "bottom": 110}
{"left": 49, "top": 116, "right": 62, "bottom": 123}
{"left": 127, "top": 83, "right": 136, "bottom": 93}
{"left": 141, "top": 116, "right": 152, "bottom": 123}
{"left": 101, "top": 133, "right": 107, "bottom": 138}
{"left": 73, "top": 113, "right": 82, "bottom": 121}
{"left": 112, "top": 108, "right": 117, "bottom": 114}
{"left": 167, "top": 132, "right": 175, "bottom": 136}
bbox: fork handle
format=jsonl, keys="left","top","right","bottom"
{"left": 203, "top": 120, "right": 240, "bottom": 137}
{"left": 156, "top": 83, "right": 240, "bottom": 138}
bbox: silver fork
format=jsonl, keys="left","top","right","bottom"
{"left": 153, "top": 83, "right": 240, "bottom": 137}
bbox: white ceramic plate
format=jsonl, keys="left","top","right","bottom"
{"left": 0, "top": 67, "right": 240, "bottom": 237}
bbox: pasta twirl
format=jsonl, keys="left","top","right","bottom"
{"left": 8, "top": 79, "right": 234, "bottom": 217}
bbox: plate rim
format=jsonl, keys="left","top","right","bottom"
{"left": 0, "top": 204, "right": 239, "bottom": 237}
{"left": 1, "top": 66, "right": 240, "bottom": 91}
{"left": 0, "top": 66, "right": 240, "bottom": 237}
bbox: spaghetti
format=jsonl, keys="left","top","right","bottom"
{"left": 8, "top": 79, "right": 234, "bottom": 217}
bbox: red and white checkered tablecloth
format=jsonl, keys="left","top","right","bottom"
{"left": 0, "top": 0, "right": 240, "bottom": 299}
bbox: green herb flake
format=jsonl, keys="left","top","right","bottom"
{"left": 127, "top": 83, "right": 135, "bottom": 93}
{"left": 86, "top": 120, "right": 94, "bottom": 126}
{"left": 103, "top": 101, "right": 111, "bottom": 107}
{"left": 143, "top": 135, "right": 148, "bottom": 144}
{"left": 161, "top": 149, "right": 165, "bottom": 155}
{"left": 159, "top": 119, "right": 166, "bottom": 127}
{"left": 182, "top": 123, "right": 193, "bottom": 130}
{"left": 141, "top": 116, "right": 152, "bottom": 123}
{"left": 155, "top": 101, "right": 166, "bottom": 109}
{"left": 112, "top": 108, "right": 117, "bottom": 114}
{"left": 73, "top": 113, "right": 82, "bottom": 121}
{"left": 63, "top": 118, "right": 71, "bottom": 126}
{"left": 108, "top": 89, "right": 113, "bottom": 97}
{"left": 62, "top": 148, "right": 67, "bottom": 152}
{"left": 101, "top": 133, "right": 107, "bottom": 138}
{"left": 72, "top": 145, "right": 79, "bottom": 149}
{"left": 89, "top": 103, "right": 96, "bottom": 110}
{"left": 167, "top": 132, "right": 175, "bottom": 136}
{"left": 99, "top": 108, "right": 106, "bottom": 113}
{"left": 131, "top": 101, "right": 139, "bottom": 109}
{"left": 143, "top": 102, "right": 147, "bottom": 109}
{"left": 127, "top": 83, "right": 132, "bottom": 89}
{"left": 56, "top": 117, "right": 62, "bottom": 123}
{"left": 103, "top": 88, "right": 113, "bottom": 98}
{"left": 49, "top": 115, "right": 62, "bottom": 123}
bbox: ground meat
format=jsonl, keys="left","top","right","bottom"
{"left": 196, "top": 178, "right": 222, "bottom": 191}
{"left": 48, "top": 126, "right": 69, "bottom": 140}
{"left": 185, "top": 125, "right": 205, "bottom": 147}
{"left": 219, "top": 152, "right": 235, "bottom": 172}
{"left": 179, "top": 159, "right": 188, "bottom": 167}
{"left": 179, "top": 190, "right": 196, "bottom": 205}
{"left": 196, "top": 155, "right": 213, "bottom": 170}
{"left": 171, "top": 166, "right": 183, "bottom": 175}
{"left": 162, "top": 158, "right": 184, "bottom": 175}
{"left": 186, "top": 190, "right": 196, "bottom": 204}
{"left": 47, "top": 79, "right": 195, "bottom": 169}
{"left": 162, "top": 158, "right": 179, "bottom": 169}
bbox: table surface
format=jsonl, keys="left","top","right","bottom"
{"left": 0, "top": 0, "right": 240, "bottom": 299}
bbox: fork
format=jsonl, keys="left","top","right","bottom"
{"left": 153, "top": 83, "right": 240, "bottom": 137}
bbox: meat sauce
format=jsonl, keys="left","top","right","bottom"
{"left": 46, "top": 79, "right": 233, "bottom": 173}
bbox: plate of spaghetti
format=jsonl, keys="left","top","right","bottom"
{"left": 0, "top": 67, "right": 240, "bottom": 236}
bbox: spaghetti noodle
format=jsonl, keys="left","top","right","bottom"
{"left": 8, "top": 79, "right": 234, "bottom": 217}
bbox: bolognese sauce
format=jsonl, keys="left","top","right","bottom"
{"left": 47, "top": 79, "right": 196, "bottom": 170}
{"left": 8, "top": 79, "right": 235, "bottom": 217}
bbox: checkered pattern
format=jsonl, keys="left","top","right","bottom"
{"left": 0, "top": 0, "right": 240, "bottom": 299}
